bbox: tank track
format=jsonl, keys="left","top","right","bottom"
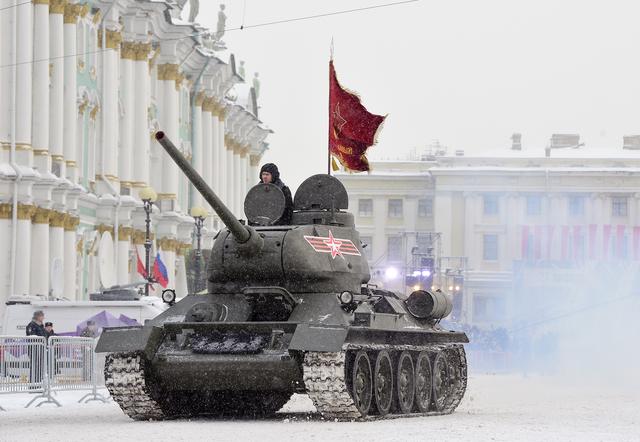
{"left": 104, "top": 352, "right": 165, "bottom": 421}
{"left": 303, "top": 344, "right": 467, "bottom": 420}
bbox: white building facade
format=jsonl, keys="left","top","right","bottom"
{"left": 339, "top": 144, "right": 640, "bottom": 329}
{"left": 0, "top": 0, "right": 270, "bottom": 322}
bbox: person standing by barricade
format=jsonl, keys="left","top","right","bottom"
{"left": 25, "top": 311, "right": 46, "bottom": 386}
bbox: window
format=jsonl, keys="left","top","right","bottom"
{"left": 388, "top": 199, "right": 403, "bottom": 218}
{"left": 418, "top": 198, "right": 433, "bottom": 217}
{"left": 483, "top": 195, "right": 499, "bottom": 215}
{"left": 387, "top": 236, "right": 402, "bottom": 261}
{"left": 568, "top": 196, "right": 585, "bottom": 217}
{"left": 360, "top": 235, "right": 373, "bottom": 260}
{"left": 483, "top": 234, "right": 498, "bottom": 261}
{"left": 358, "top": 199, "right": 373, "bottom": 217}
{"left": 526, "top": 195, "right": 542, "bottom": 216}
{"left": 415, "top": 234, "right": 432, "bottom": 254}
{"left": 612, "top": 197, "right": 628, "bottom": 217}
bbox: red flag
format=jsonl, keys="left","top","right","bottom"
{"left": 136, "top": 248, "right": 147, "bottom": 279}
{"left": 329, "top": 60, "right": 385, "bottom": 172}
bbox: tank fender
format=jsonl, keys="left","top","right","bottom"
{"left": 288, "top": 324, "right": 348, "bottom": 352}
{"left": 95, "top": 325, "right": 164, "bottom": 360}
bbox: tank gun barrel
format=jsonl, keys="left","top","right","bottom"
{"left": 155, "top": 131, "right": 250, "bottom": 243}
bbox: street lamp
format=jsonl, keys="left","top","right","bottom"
{"left": 139, "top": 186, "right": 157, "bottom": 297}
{"left": 190, "top": 206, "right": 207, "bottom": 292}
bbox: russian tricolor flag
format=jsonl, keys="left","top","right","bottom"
{"left": 153, "top": 252, "right": 169, "bottom": 288}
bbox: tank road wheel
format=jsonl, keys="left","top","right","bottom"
{"left": 373, "top": 350, "right": 393, "bottom": 416}
{"left": 352, "top": 350, "right": 373, "bottom": 416}
{"left": 414, "top": 351, "right": 433, "bottom": 413}
{"left": 395, "top": 351, "right": 415, "bottom": 414}
{"left": 431, "top": 351, "right": 451, "bottom": 412}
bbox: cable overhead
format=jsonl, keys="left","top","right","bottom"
{"left": 0, "top": 0, "right": 419, "bottom": 69}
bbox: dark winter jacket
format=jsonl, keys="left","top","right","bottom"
{"left": 26, "top": 321, "right": 46, "bottom": 338}
{"left": 259, "top": 163, "right": 293, "bottom": 225}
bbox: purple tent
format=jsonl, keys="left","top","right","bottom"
{"left": 75, "top": 310, "right": 140, "bottom": 336}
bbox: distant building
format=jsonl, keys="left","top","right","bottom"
{"left": 0, "top": 1, "right": 270, "bottom": 323}
{"left": 338, "top": 139, "right": 640, "bottom": 329}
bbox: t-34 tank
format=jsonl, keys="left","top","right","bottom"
{"left": 96, "top": 131, "right": 468, "bottom": 420}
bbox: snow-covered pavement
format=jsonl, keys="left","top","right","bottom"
{"left": 1, "top": 374, "right": 638, "bottom": 442}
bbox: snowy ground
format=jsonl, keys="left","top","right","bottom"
{"left": 1, "top": 374, "right": 639, "bottom": 442}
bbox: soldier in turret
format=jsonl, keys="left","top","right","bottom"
{"left": 259, "top": 163, "right": 293, "bottom": 225}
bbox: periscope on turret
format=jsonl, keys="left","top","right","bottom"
{"left": 96, "top": 132, "right": 469, "bottom": 420}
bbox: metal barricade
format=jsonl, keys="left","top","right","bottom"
{"left": 0, "top": 336, "right": 47, "bottom": 410}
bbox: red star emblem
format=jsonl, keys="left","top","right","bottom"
{"left": 323, "top": 230, "right": 343, "bottom": 259}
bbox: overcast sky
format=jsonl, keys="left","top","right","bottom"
{"left": 194, "top": 0, "right": 640, "bottom": 190}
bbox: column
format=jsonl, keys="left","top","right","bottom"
{"left": 49, "top": 0, "right": 65, "bottom": 175}
{"left": 233, "top": 145, "right": 242, "bottom": 215}
{"left": 101, "top": 29, "right": 121, "bottom": 183}
{"left": 250, "top": 155, "right": 260, "bottom": 190}
{"left": 0, "top": 0, "right": 12, "bottom": 156}
{"left": 15, "top": 205, "right": 36, "bottom": 296}
{"left": 200, "top": 96, "right": 213, "bottom": 209}
{"left": 217, "top": 109, "right": 227, "bottom": 204}
{"left": 63, "top": 4, "right": 80, "bottom": 181}
{"left": 0, "top": 206, "right": 11, "bottom": 317}
{"left": 191, "top": 92, "right": 204, "bottom": 208}
{"left": 211, "top": 109, "right": 220, "bottom": 194}
{"left": 133, "top": 43, "right": 151, "bottom": 190}
{"left": 240, "top": 149, "right": 248, "bottom": 217}
{"left": 16, "top": 0, "right": 33, "bottom": 165}
{"left": 157, "top": 63, "right": 180, "bottom": 202}
{"left": 30, "top": 208, "right": 51, "bottom": 296}
{"left": 49, "top": 211, "right": 66, "bottom": 296}
{"left": 226, "top": 137, "right": 235, "bottom": 216}
{"left": 64, "top": 216, "right": 79, "bottom": 299}
{"left": 119, "top": 42, "right": 135, "bottom": 192}
{"left": 117, "top": 227, "right": 131, "bottom": 285}
{"left": 33, "top": 0, "right": 50, "bottom": 171}
{"left": 175, "top": 244, "right": 188, "bottom": 297}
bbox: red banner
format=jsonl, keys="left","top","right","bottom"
{"left": 561, "top": 226, "right": 570, "bottom": 260}
{"left": 329, "top": 60, "right": 386, "bottom": 172}
{"left": 572, "top": 225, "right": 583, "bottom": 261}
{"left": 588, "top": 224, "right": 597, "bottom": 260}
{"left": 546, "top": 225, "right": 555, "bottom": 260}
{"left": 616, "top": 225, "right": 626, "bottom": 259}
{"left": 521, "top": 225, "right": 530, "bottom": 259}
{"left": 534, "top": 225, "right": 542, "bottom": 260}
{"left": 603, "top": 224, "right": 612, "bottom": 259}
{"left": 634, "top": 227, "right": 640, "bottom": 260}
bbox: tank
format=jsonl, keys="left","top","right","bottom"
{"left": 96, "top": 131, "right": 468, "bottom": 420}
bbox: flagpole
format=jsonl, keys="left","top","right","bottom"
{"left": 328, "top": 39, "right": 334, "bottom": 175}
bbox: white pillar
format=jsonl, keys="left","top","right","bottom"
{"left": 102, "top": 30, "right": 120, "bottom": 182}
{"left": 226, "top": 141, "right": 235, "bottom": 216}
{"left": 200, "top": 99, "right": 212, "bottom": 210}
{"left": 15, "top": 206, "right": 35, "bottom": 296}
{"left": 158, "top": 63, "right": 180, "bottom": 201}
{"left": 233, "top": 148, "right": 241, "bottom": 216}
{"left": 16, "top": 0, "right": 33, "bottom": 165}
{"left": 119, "top": 43, "right": 134, "bottom": 190}
{"left": 175, "top": 250, "right": 188, "bottom": 297}
{"left": 0, "top": 0, "right": 12, "bottom": 153}
{"left": 49, "top": 212, "right": 65, "bottom": 296}
{"left": 191, "top": 93, "right": 204, "bottom": 208}
{"left": 133, "top": 43, "right": 151, "bottom": 188}
{"left": 0, "top": 217, "right": 10, "bottom": 321}
{"left": 217, "top": 113, "right": 227, "bottom": 203}
{"left": 117, "top": 228, "right": 130, "bottom": 285}
{"left": 49, "top": 2, "right": 65, "bottom": 173}
{"left": 63, "top": 216, "right": 79, "bottom": 300}
{"left": 63, "top": 5, "right": 79, "bottom": 181}
{"left": 32, "top": 0, "right": 50, "bottom": 168}
{"left": 240, "top": 151, "right": 248, "bottom": 217}
{"left": 211, "top": 111, "right": 220, "bottom": 194}
{"left": 30, "top": 209, "right": 51, "bottom": 296}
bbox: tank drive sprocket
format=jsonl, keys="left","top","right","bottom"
{"left": 303, "top": 344, "right": 467, "bottom": 420}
